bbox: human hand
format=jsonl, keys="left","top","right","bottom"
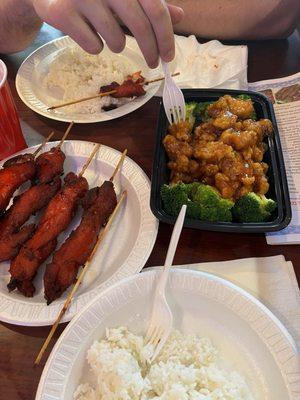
{"left": 31, "top": 0, "right": 183, "bottom": 67}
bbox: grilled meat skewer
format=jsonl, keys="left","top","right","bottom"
{"left": 0, "top": 156, "right": 36, "bottom": 214}
{"left": 44, "top": 181, "right": 117, "bottom": 304}
{"left": 7, "top": 239, "right": 57, "bottom": 297}
{"left": 0, "top": 224, "right": 36, "bottom": 262}
{"left": 35, "top": 147, "right": 66, "bottom": 183}
{"left": 8, "top": 172, "right": 88, "bottom": 295}
{"left": 0, "top": 177, "right": 61, "bottom": 262}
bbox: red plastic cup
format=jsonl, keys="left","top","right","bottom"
{"left": 0, "top": 59, "right": 27, "bottom": 160}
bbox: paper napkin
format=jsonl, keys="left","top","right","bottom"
{"left": 155, "top": 35, "right": 248, "bottom": 95}
{"left": 173, "top": 255, "right": 300, "bottom": 349}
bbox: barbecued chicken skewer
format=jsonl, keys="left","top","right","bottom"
{"left": 35, "top": 122, "right": 74, "bottom": 183}
{"left": 35, "top": 189, "right": 126, "bottom": 366}
{"left": 7, "top": 144, "right": 100, "bottom": 297}
{"left": 0, "top": 177, "right": 61, "bottom": 262}
{"left": 47, "top": 72, "right": 180, "bottom": 110}
{"left": 44, "top": 149, "right": 127, "bottom": 303}
{"left": 0, "top": 130, "right": 57, "bottom": 215}
{"left": 0, "top": 126, "right": 71, "bottom": 264}
{"left": 2, "top": 131, "right": 55, "bottom": 169}
{"left": 44, "top": 181, "right": 117, "bottom": 303}
{"left": 0, "top": 155, "right": 36, "bottom": 215}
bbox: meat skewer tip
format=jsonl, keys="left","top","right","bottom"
{"left": 33, "top": 131, "right": 55, "bottom": 157}
{"left": 78, "top": 143, "right": 101, "bottom": 177}
{"left": 110, "top": 149, "right": 127, "bottom": 182}
{"left": 56, "top": 121, "right": 74, "bottom": 149}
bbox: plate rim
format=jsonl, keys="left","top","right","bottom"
{"left": 15, "top": 35, "right": 160, "bottom": 124}
{"left": 0, "top": 140, "right": 158, "bottom": 326}
{"left": 35, "top": 267, "right": 299, "bottom": 400}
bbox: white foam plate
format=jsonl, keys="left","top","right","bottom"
{"left": 0, "top": 140, "right": 158, "bottom": 325}
{"left": 36, "top": 268, "right": 299, "bottom": 400}
{"left": 16, "top": 36, "right": 162, "bottom": 123}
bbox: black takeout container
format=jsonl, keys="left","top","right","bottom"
{"left": 150, "top": 89, "right": 291, "bottom": 233}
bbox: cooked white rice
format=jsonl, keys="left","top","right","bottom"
{"left": 74, "top": 327, "right": 254, "bottom": 400}
{"left": 43, "top": 45, "right": 136, "bottom": 114}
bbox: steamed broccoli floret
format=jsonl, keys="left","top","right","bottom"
{"left": 237, "top": 94, "right": 252, "bottom": 101}
{"left": 185, "top": 102, "right": 198, "bottom": 128}
{"left": 160, "top": 183, "right": 201, "bottom": 219}
{"left": 161, "top": 182, "right": 233, "bottom": 222}
{"left": 191, "top": 184, "right": 234, "bottom": 222}
{"left": 194, "top": 101, "right": 213, "bottom": 122}
{"left": 185, "top": 182, "right": 201, "bottom": 198}
{"left": 233, "top": 192, "right": 277, "bottom": 222}
{"left": 161, "top": 183, "right": 188, "bottom": 216}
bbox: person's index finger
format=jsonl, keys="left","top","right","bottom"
{"left": 139, "top": 0, "right": 175, "bottom": 62}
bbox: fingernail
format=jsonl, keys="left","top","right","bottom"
{"left": 163, "top": 49, "right": 175, "bottom": 63}
{"left": 148, "top": 59, "right": 159, "bottom": 69}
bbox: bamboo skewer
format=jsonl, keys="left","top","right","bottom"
{"left": 47, "top": 91, "right": 116, "bottom": 111}
{"left": 56, "top": 121, "right": 74, "bottom": 149}
{"left": 145, "top": 71, "right": 180, "bottom": 85}
{"left": 47, "top": 72, "right": 180, "bottom": 111}
{"left": 32, "top": 121, "right": 74, "bottom": 159}
{"left": 33, "top": 131, "right": 55, "bottom": 157}
{"left": 78, "top": 144, "right": 101, "bottom": 177}
{"left": 110, "top": 149, "right": 127, "bottom": 182}
{"left": 34, "top": 190, "right": 127, "bottom": 365}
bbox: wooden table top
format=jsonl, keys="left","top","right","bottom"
{"left": 1, "top": 24, "right": 300, "bottom": 400}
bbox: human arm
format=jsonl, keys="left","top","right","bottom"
{"left": 0, "top": 0, "right": 183, "bottom": 68}
{"left": 0, "top": 0, "right": 42, "bottom": 54}
{"left": 168, "top": 0, "right": 300, "bottom": 40}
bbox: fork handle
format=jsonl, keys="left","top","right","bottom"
{"left": 157, "top": 205, "right": 187, "bottom": 294}
{"left": 161, "top": 60, "right": 172, "bottom": 81}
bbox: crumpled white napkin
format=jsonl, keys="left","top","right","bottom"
{"left": 126, "top": 34, "right": 248, "bottom": 94}
{"left": 154, "top": 35, "right": 248, "bottom": 95}
{"left": 172, "top": 255, "right": 300, "bottom": 350}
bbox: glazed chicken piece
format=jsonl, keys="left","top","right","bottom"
{"left": 208, "top": 95, "right": 255, "bottom": 120}
{"left": 0, "top": 224, "right": 36, "bottom": 262}
{"left": 242, "top": 119, "right": 273, "bottom": 140}
{"left": 254, "top": 175, "right": 269, "bottom": 195}
{"left": 212, "top": 111, "right": 238, "bottom": 130}
{"left": 0, "top": 177, "right": 61, "bottom": 238}
{"left": 35, "top": 147, "right": 66, "bottom": 183}
{"left": 44, "top": 181, "right": 117, "bottom": 304}
{"left": 8, "top": 172, "right": 88, "bottom": 294}
{"left": 163, "top": 133, "right": 195, "bottom": 178}
{"left": 193, "top": 141, "right": 234, "bottom": 163}
{"left": 7, "top": 239, "right": 57, "bottom": 297}
{"left": 163, "top": 135, "right": 193, "bottom": 160}
{"left": 0, "top": 156, "right": 36, "bottom": 214}
{"left": 220, "top": 129, "right": 258, "bottom": 150}
{"left": 214, "top": 172, "right": 239, "bottom": 199}
{"left": 100, "top": 71, "right": 146, "bottom": 99}
{"left": 3, "top": 153, "right": 34, "bottom": 168}
{"left": 168, "top": 121, "right": 192, "bottom": 142}
{"left": 0, "top": 177, "right": 61, "bottom": 262}
{"left": 21, "top": 172, "right": 88, "bottom": 252}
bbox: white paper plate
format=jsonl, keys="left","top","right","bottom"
{"left": 16, "top": 36, "right": 162, "bottom": 123}
{"left": 36, "top": 268, "right": 299, "bottom": 400}
{"left": 0, "top": 140, "right": 158, "bottom": 326}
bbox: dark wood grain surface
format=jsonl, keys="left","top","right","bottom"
{"left": 0, "top": 24, "right": 300, "bottom": 400}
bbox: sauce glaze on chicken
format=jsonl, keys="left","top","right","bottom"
{"left": 163, "top": 95, "right": 273, "bottom": 201}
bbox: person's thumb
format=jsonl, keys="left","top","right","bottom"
{"left": 167, "top": 4, "right": 184, "bottom": 25}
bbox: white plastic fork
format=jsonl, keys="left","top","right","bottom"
{"left": 161, "top": 60, "right": 186, "bottom": 124}
{"left": 145, "top": 204, "right": 187, "bottom": 363}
